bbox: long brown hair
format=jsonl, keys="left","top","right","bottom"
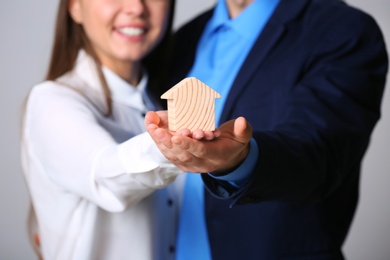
{"left": 46, "top": 0, "right": 176, "bottom": 115}
{"left": 26, "top": 0, "right": 176, "bottom": 257}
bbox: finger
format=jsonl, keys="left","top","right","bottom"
{"left": 213, "top": 129, "right": 221, "bottom": 138}
{"left": 144, "top": 111, "right": 160, "bottom": 127}
{"left": 171, "top": 135, "right": 207, "bottom": 158}
{"left": 175, "top": 128, "right": 192, "bottom": 137}
{"left": 203, "top": 130, "right": 215, "bottom": 141}
{"left": 154, "top": 128, "right": 174, "bottom": 148}
{"left": 192, "top": 129, "right": 205, "bottom": 140}
{"left": 167, "top": 148, "right": 210, "bottom": 173}
{"left": 191, "top": 130, "right": 219, "bottom": 141}
{"left": 155, "top": 110, "right": 169, "bottom": 127}
{"left": 145, "top": 120, "right": 175, "bottom": 151}
{"left": 146, "top": 125, "right": 164, "bottom": 150}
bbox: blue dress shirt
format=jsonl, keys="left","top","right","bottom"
{"left": 176, "top": 0, "right": 280, "bottom": 259}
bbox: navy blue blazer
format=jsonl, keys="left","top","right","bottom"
{"left": 156, "top": 0, "right": 388, "bottom": 259}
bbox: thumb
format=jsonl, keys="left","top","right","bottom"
{"left": 145, "top": 111, "right": 160, "bottom": 127}
{"left": 234, "top": 117, "right": 252, "bottom": 144}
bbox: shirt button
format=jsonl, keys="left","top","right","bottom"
{"left": 169, "top": 245, "right": 175, "bottom": 253}
{"left": 167, "top": 198, "right": 173, "bottom": 206}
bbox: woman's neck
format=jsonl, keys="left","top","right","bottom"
{"left": 105, "top": 60, "right": 143, "bottom": 87}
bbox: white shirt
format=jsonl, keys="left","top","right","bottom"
{"left": 21, "top": 51, "right": 183, "bottom": 260}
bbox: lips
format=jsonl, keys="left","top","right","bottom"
{"left": 117, "top": 27, "right": 145, "bottom": 37}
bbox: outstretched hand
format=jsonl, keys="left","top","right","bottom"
{"left": 145, "top": 111, "right": 253, "bottom": 174}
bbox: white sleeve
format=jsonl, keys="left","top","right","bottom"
{"left": 24, "top": 83, "right": 181, "bottom": 212}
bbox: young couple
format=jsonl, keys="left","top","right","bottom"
{"left": 21, "top": 0, "right": 388, "bottom": 259}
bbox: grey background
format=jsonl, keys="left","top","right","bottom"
{"left": 0, "top": 0, "right": 388, "bottom": 259}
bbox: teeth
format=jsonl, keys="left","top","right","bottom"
{"left": 118, "top": 27, "right": 145, "bottom": 37}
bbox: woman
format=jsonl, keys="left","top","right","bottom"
{"left": 21, "top": 0, "right": 181, "bottom": 259}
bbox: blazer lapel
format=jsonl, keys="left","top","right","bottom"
{"left": 220, "top": 0, "right": 309, "bottom": 123}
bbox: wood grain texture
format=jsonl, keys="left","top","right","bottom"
{"left": 161, "top": 77, "right": 221, "bottom": 131}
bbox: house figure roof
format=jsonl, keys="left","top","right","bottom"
{"left": 161, "top": 77, "right": 221, "bottom": 131}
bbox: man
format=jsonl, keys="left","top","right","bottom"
{"left": 146, "top": 0, "right": 388, "bottom": 259}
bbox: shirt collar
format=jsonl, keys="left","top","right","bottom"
{"left": 64, "top": 50, "right": 147, "bottom": 112}
{"left": 102, "top": 66, "right": 148, "bottom": 111}
{"left": 207, "top": 0, "right": 230, "bottom": 31}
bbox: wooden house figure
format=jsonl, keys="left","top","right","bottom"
{"left": 161, "top": 77, "right": 221, "bottom": 131}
